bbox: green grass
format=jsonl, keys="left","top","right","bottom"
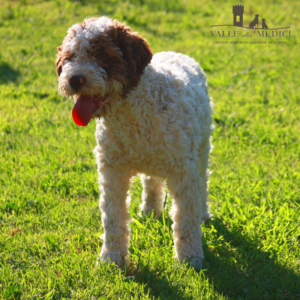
{"left": 1, "top": 0, "right": 300, "bottom": 299}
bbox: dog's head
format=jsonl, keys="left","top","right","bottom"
{"left": 56, "top": 17, "right": 153, "bottom": 126}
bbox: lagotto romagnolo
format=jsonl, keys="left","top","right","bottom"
{"left": 56, "top": 16, "right": 214, "bottom": 268}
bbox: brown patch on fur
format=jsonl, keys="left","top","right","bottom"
{"left": 56, "top": 31, "right": 75, "bottom": 76}
{"left": 56, "top": 50, "right": 74, "bottom": 76}
{"left": 56, "top": 53, "right": 63, "bottom": 76}
{"left": 87, "top": 34, "right": 128, "bottom": 90}
{"left": 82, "top": 19, "right": 153, "bottom": 96}
{"left": 107, "top": 20, "right": 153, "bottom": 95}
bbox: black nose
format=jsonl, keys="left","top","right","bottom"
{"left": 69, "top": 75, "right": 86, "bottom": 91}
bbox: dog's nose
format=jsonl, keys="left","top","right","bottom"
{"left": 69, "top": 75, "right": 86, "bottom": 91}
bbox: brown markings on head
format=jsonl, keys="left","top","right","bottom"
{"left": 56, "top": 21, "right": 98, "bottom": 77}
{"left": 56, "top": 18, "right": 153, "bottom": 96}
{"left": 86, "top": 18, "right": 153, "bottom": 96}
{"left": 56, "top": 28, "right": 76, "bottom": 77}
{"left": 87, "top": 33, "right": 128, "bottom": 91}
{"left": 56, "top": 49, "right": 68, "bottom": 77}
{"left": 56, "top": 47, "right": 73, "bottom": 77}
{"left": 106, "top": 20, "right": 153, "bottom": 95}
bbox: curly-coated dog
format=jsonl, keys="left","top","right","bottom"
{"left": 56, "top": 16, "right": 213, "bottom": 268}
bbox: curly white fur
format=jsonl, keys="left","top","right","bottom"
{"left": 57, "top": 17, "right": 213, "bottom": 268}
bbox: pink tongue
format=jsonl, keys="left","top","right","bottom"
{"left": 72, "top": 95, "right": 93, "bottom": 126}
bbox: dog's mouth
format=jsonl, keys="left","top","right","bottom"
{"left": 72, "top": 94, "right": 107, "bottom": 126}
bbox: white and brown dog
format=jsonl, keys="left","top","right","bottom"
{"left": 56, "top": 16, "right": 213, "bottom": 268}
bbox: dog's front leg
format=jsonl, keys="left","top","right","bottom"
{"left": 167, "top": 165, "right": 204, "bottom": 269}
{"left": 98, "top": 163, "right": 132, "bottom": 267}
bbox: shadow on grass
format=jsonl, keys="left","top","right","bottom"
{"left": 132, "top": 216, "right": 299, "bottom": 299}
{"left": 134, "top": 264, "right": 194, "bottom": 300}
{"left": 203, "top": 218, "right": 300, "bottom": 300}
{"left": 0, "top": 62, "right": 20, "bottom": 84}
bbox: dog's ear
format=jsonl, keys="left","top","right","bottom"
{"left": 108, "top": 20, "right": 153, "bottom": 93}
{"left": 56, "top": 46, "right": 63, "bottom": 77}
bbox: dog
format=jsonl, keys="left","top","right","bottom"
{"left": 262, "top": 18, "right": 268, "bottom": 29}
{"left": 56, "top": 16, "right": 213, "bottom": 269}
{"left": 249, "top": 14, "right": 259, "bottom": 28}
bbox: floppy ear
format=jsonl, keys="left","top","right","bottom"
{"left": 107, "top": 20, "right": 153, "bottom": 93}
{"left": 56, "top": 47, "right": 63, "bottom": 76}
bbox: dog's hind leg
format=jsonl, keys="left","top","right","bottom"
{"left": 97, "top": 161, "right": 132, "bottom": 267}
{"left": 140, "top": 175, "right": 165, "bottom": 217}
{"left": 197, "top": 137, "right": 211, "bottom": 222}
{"left": 167, "top": 162, "right": 204, "bottom": 269}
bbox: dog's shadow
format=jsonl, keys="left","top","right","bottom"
{"left": 0, "top": 62, "right": 20, "bottom": 84}
{"left": 202, "top": 218, "right": 299, "bottom": 299}
{"left": 133, "top": 217, "right": 299, "bottom": 299}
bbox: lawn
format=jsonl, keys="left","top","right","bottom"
{"left": 0, "top": 0, "right": 300, "bottom": 299}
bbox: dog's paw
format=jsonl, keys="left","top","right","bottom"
{"left": 175, "top": 256, "right": 204, "bottom": 271}
{"left": 99, "top": 250, "right": 129, "bottom": 268}
{"left": 188, "top": 257, "right": 204, "bottom": 271}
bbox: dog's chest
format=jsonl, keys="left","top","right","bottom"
{"left": 95, "top": 99, "right": 179, "bottom": 176}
